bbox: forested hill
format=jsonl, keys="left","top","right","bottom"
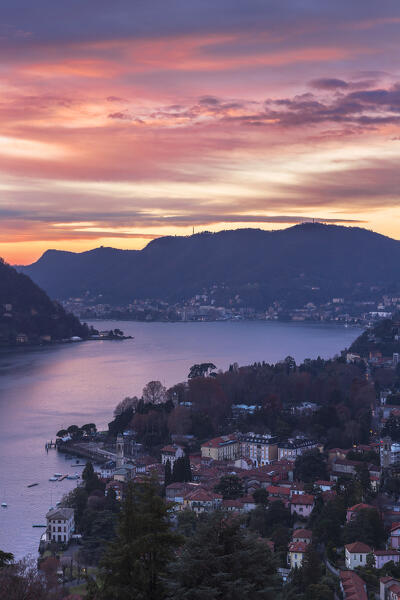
{"left": 19, "top": 223, "right": 400, "bottom": 306}
{"left": 0, "top": 259, "right": 89, "bottom": 345}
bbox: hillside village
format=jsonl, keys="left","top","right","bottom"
{"left": 37, "top": 318, "right": 400, "bottom": 599}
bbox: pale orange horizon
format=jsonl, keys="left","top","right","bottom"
{"left": 1, "top": 2, "right": 400, "bottom": 265}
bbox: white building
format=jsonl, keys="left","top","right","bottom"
{"left": 380, "top": 437, "right": 400, "bottom": 468}
{"left": 160, "top": 444, "right": 185, "bottom": 467}
{"left": 345, "top": 542, "right": 372, "bottom": 569}
{"left": 288, "top": 541, "right": 307, "bottom": 569}
{"left": 46, "top": 507, "right": 75, "bottom": 544}
{"left": 278, "top": 438, "right": 322, "bottom": 461}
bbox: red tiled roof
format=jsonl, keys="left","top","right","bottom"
{"left": 291, "top": 493, "right": 314, "bottom": 505}
{"left": 266, "top": 485, "right": 290, "bottom": 496}
{"left": 288, "top": 541, "right": 307, "bottom": 553}
{"left": 391, "top": 522, "right": 400, "bottom": 532}
{"left": 239, "top": 495, "right": 256, "bottom": 504}
{"left": 161, "top": 445, "right": 178, "bottom": 453}
{"left": 185, "top": 487, "right": 222, "bottom": 502}
{"left": 374, "top": 550, "right": 400, "bottom": 556}
{"left": 222, "top": 499, "right": 242, "bottom": 508}
{"left": 201, "top": 435, "right": 238, "bottom": 448}
{"left": 340, "top": 570, "right": 367, "bottom": 600}
{"left": 348, "top": 503, "right": 374, "bottom": 512}
{"left": 345, "top": 542, "right": 372, "bottom": 554}
{"left": 292, "top": 528, "right": 312, "bottom": 539}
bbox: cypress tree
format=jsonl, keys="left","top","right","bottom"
{"left": 164, "top": 459, "right": 172, "bottom": 488}
{"left": 166, "top": 512, "right": 279, "bottom": 599}
{"left": 99, "top": 478, "right": 182, "bottom": 600}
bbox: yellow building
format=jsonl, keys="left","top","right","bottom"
{"left": 201, "top": 435, "right": 240, "bottom": 461}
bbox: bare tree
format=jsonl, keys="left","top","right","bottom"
{"left": 0, "top": 557, "right": 62, "bottom": 600}
{"left": 142, "top": 380, "right": 167, "bottom": 405}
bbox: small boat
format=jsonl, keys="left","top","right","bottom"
{"left": 27, "top": 483, "right": 39, "bottom": 488}
{"left": 1, "top": 502, "right": 7, "bottom": 508}
{"left": 32, "top": 524, "right": 46, "bottom": 528}
{"left": 49, "top": 477, "right": 58, "bottom": 481}
{"left": 58, "top": 474, "right": 68, "bottom": 481}
{"left": 66, "top": 474, "right": 80, "bottom": 480}
{"left": 54, "top": 473, "right": 62, "bottom": 477}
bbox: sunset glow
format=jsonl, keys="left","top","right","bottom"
{"left": 1, "top": 1, "right": 400, "bottom": 264}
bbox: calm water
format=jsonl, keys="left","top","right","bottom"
{"left": 0, "top": 320, "right": 361, "bottom": 558}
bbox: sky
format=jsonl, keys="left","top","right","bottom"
{"left": 1, "top": 0, "right": 400, "bottom": 264}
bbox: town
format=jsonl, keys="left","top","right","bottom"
{"left": 30, "top": 316, "right": 400, "bottom": 599}
{"left": 61, "top": 289, "right": 400, "bottom": 327}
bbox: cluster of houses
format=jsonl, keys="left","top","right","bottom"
{"left": 49, "top": 406, "right": 400, "bottom": 599}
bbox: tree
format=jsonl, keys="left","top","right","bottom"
{"left": 82, "top": 461, "right": 95, "bottom": 482}
{"left": 99, "top": 479, "right": 182, "bottom": 600}
{"left": 0, "top": 557, "right": 59, "bottom": 600}
{"left": 114, "top": 396, "right": 139, "bottom": 417}
{"left": 248, "top": 500, "right": 291, "bottom": 538}
{"left": 166, "top": 512, "right": 279, "bottom": 599}
{"left": 82, "top": 461, "right": 105, "bottom": 495}
{"left": 171, "top": 456, "right": 192, "bottom": 483}
{"left": 343, "top": 508, "right": 386, "bottom": 548}
{"left": 56, "top": 429, "right": 68, "bottom": 438}
{"left": 294, "top": 450, "right": 327, "bottom": 483}
{"left": 67, "top": 424, "right": 80, "bottom": 436}
{"left": 301, "top": 544, "right": 322, "bottom": 589}
{"left": 355, "top": 462, "right": 372, "bottom": 501}
{"left": 312, "top": 497, "right": 345, "bottom": 547}
{"left": 188, "top": 363, "right": 217, "bottom": 379}
{"left": 164, "top": 459, "right": 172, "bottom": 488}
{"left": 214, "top": 474, "right": 244, "bottom": 499}
{"left": 142, "top": 381, "right": 167, "bottom": 405}
{"left": 82, "top": 423, "right": 97, "bottom": 435}
{"left": 0, "top": 550, "right": 13, "bottom": 568}
{"left": 253, "top": 488, "right": 269, "bottom": 506}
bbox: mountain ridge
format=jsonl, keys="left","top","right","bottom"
{"left": 18, "top": 224, "right": 400, "bottom": 307}
{"left": 0, "top": 258, "right": 89, "bottom": 345}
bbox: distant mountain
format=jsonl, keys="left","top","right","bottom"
{"left": 19, "top": 224, "right": 400, "bottom": 307}
{"left": 0, "top": 258, "right": 89, "bottom": 345}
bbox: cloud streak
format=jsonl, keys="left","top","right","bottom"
{"left": 0, "top": 1, "right": 400, "bottom": 263}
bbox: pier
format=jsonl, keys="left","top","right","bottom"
{"left": 45, "top": 440, "right": 57, "bottom": 451}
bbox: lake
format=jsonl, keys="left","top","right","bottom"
{"left": 0, "top": 320, "right": 361, "bottom": 558}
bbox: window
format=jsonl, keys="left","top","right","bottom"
{"left": 360, "top": 555, "right": 363, "bottom": 561}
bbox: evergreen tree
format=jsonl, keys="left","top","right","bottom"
{"left": 164, "top": 459, "right": 172, "bottom": 488}
{"left": 172, "top": 456, "right": 192, "bottom": 483}
{"left": 82, "top": 461, "right": 95, "bottom": 482}
{"left": 214, "top": 474, "right": 244, "bottom": 499}
{"left": 99, "top": 479, "right": 182, "bottom": 600}
{"left": 343, "top": 508, "right": 386, "bottom": 548}
{"left": 82, "top": 461, "right": 105, "bottom": 494}
{"left": 355, "top": 462, "right": 372, "bottom": 501}
{"left": 183, "top": 455, "right": 192, "bottom": 482}
{"left": 166, "top": 512, "right": 279, "bottom": 599}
